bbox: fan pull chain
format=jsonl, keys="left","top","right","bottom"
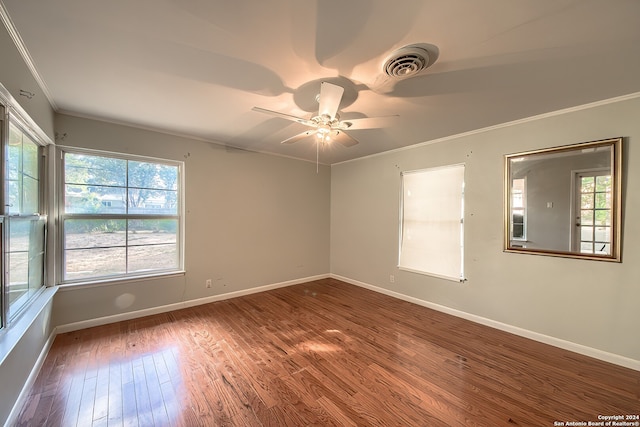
{"left": 316, "top": 140, "right": 319, "bottom": 173}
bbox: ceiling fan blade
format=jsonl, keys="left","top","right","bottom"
{"left": 340, "top": 115, "right": 399, "bottom": 130}
{"left": 252, "top": 107, "right": 314, "bottom": 126}
{"left": 318, "top": 82, "right": 344, "bottom": 119}
{"left": 332, "top": 130, "right": 359, "bottom": 147}
{"left": 281, "top": 130, "right": 316, "bottom": 144}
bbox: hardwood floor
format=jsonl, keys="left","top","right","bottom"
{"left": 15, "top": 278, "right": 639, "bottom": 426}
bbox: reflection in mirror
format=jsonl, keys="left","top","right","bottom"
{"left": 504, "top": 138, "right": 622, "bottom": 261}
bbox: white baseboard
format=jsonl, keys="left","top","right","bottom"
{"left": 331, "top": 274, "right": 640, "bottom": 371}
{"left": 56, "top": 274, "right": 330, "bottom": 334}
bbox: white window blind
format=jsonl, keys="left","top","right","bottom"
{"left": 399, "top": 164, "right": 465, "bottom": 281}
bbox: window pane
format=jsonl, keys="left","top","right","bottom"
{"left": 8, "top": 218, "right": 30, "bottom": 252}
{"left": 128, "top": 219, "right": 178, "bottom": 271}
{"left": 580, "top": 194, "right": 593, "bottom": 209}
{"left": 128, "top": 161, "right": 178, "bottom": 190}
{"left": 128, "top": 219, "right": 177, "bottom": 245}
{"left": 594, "top": 209, "right": 611, "bottom": 226}
{"left": 65, "top": 248, "right": 127, "bottom": 281}
{"left": 512, "top": 209, "right": 524, "bottom": 239}
{"left": 7, "top": 251, "right": 28, "bottom": 309}
{"left": 7, "top": 124, "right": 21, "bottom": 180}
{"left": 65, "top": 153, "right": 126, "bottom": 186}
{"left": 580, "top": 242, "right": 593, "bottom": 253}
{"left": 594, "top": 226, "right": 610, "bottom": 242}
{"left": 7, "top": 125, "right": 23, "bottom": 215}
{"left": 581, "top": 210, "right": 593, "bottom": 225}
{"left": 129, "top": 245, "right": 178, "bottom": 273}
{"left": 6, "top": 180, "right": 20, "bottom": 214}
{"left": 22, "top": 138, "right": 39, "bottom": 179}
{"left": 580, "top": 226, "right": 593, "bottom": 241}
{"left": 128, "top": 219, "right": 179, "bottom": 272}
{"left": 65, "top": 184, "right": 126, "bottom": 214}
{"left": 512, "top": 224, "right": 524, "bottom": 239}
{"left": 7, "top": 217, "right": 46, "bottom": 319}
{"left": 64, "top": 219, "right": 126, "bottom": 249}
{"left": 8, "top": 250, "right": 28, "bottom": 295}
{"left": 595, "top": 192, "right": 610, "bottom": 209}
{"left": 5, "top": 123, "right": 40, "bottom": 216}
{"left": 595, "top": 175, "right": 611, "bottom": 192}
{"left": 23, "top": 176, "right": 39, "bottom": 214}
{"left": 128, "top": 189, "right": 178, "bottom": 214}
{"left": 580, "top": 177, "right": 594, "bottom": 193}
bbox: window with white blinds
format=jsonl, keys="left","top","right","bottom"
{"left": 399, "top": 164, "right": 465, "bottom": 281}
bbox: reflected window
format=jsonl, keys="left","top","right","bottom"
{"left": 511, "top": 178, "right": 526, "bottom": 240}
{"left": 575, "top": 170, "right": 612, "bottom": 255}
{"left": 61, "top": 150, "right": 183, "bottom": 283}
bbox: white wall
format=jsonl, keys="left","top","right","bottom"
{"left": 330, "top": 95, "right": 640, "bottom": 364}
{"left": 53, "top": 114, "right": 331, "bottom": 326}
{"left": 0, "top": 22, "right": 54, "bottom": 139}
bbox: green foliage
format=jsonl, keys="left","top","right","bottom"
{"left": 65, "top": 219, "right": 176, "bottom": 234}
{"left": 65, "top": 219, "right": 126, "bottom": 234}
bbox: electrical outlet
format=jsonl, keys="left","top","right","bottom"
{"left": 390, "top": 275, "right": 395, "bottom": 283}
{"left": 206, "top": 279, "right": 212, "bottom": 288}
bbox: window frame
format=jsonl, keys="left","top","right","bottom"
{"left": 0, "top": 83, "right": 52, "bottom": 328}
{"left": 57, "top": 146, "right": 185, "bottom": 285}
{"left": 398, "top": 163, "right": 466, "bottom": 282}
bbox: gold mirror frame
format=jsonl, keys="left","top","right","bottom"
{"left": 504, "top": 137, "right": 622, "bottom": 262}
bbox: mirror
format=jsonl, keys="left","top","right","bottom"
{"left": 504, "top": 138, "right": 622, "bottom": 261}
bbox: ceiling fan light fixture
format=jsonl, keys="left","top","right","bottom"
{"left": 383, "top": 45, "right": 434, "bottom": 79}
{"left": 316, "top": 124, "right": 331, "bottom": 143}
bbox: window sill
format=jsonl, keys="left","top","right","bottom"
{"left": 56, "top": 270, "right": 186, "bottom": 291}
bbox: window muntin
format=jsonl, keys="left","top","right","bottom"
{"left": 399, "top": 164, "right": 465, "bottom": 282}
{"left": 61, "top": 150, "right": 182, "bottom": 283}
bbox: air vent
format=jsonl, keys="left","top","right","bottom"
{"left": 383, "top": 45, "right": 432, "bottom": 79}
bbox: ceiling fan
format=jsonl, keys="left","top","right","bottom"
{"left": 252, "top": 82, "right": 396, "bottom": 147}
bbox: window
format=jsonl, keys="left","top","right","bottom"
{"left": 0, "top": 95, "right": 48, "bottom": 327}
{"left": 574, "top": 170, "right": 612, "bottom": 255}
{"left": 60, "top": 149, "right": 183, "bottom": 283}
{"left": 510, "top": 178, "right": 526, "bottom": 240}
{"left": 399, "top": 164, "right": 465, "bottom": 281}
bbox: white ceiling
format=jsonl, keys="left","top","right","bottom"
{"left": 3, "top": 0, "right": 640, "bottom": 164}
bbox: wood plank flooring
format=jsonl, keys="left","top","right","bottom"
{"left": 15, "top": 278, "right": 639, "bottom": 426}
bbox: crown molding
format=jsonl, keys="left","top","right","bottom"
{"left": 333, "top": 91, "right": 640, "bottom": 166}
{"left": 0, "top": 1, "right": 58, "bottom": 110}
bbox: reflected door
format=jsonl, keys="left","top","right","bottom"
{"left": 574, "top": 170, "right": 612, "bottom": 254}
